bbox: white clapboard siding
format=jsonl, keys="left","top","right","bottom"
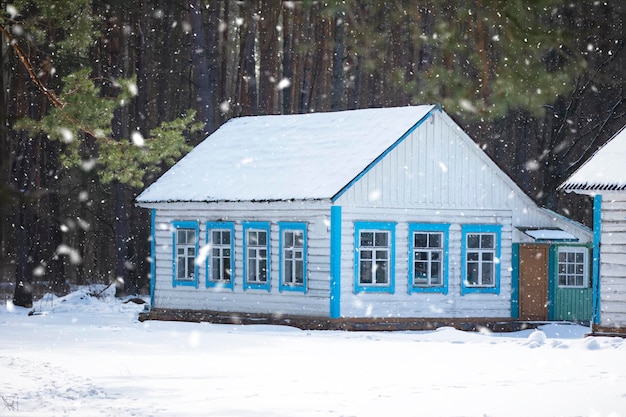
{"left": 335, "top": 206, "right": 514, "bottom": 318}
{"left": 599, "top": 193, "right": 626, "bottom": 328}
{"left": 151, "top": 201, "right": 332, "bottom": 316}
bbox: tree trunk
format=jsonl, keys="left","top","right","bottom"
{"left": 331, "top": 11, "right": 345, "bottom": 111}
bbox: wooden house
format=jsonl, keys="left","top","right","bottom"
{"left": 136, "top": 105, "right": 592, "bottom": 329}
{"left": 560, "top": 125, "right": 626, "bottom": 335}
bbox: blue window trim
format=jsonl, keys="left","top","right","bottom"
{"left": 330, "top": 206, "right": 342, "bottom": 318}
{"left": 242, "top": 221, "right": 271, "bottom": 292}
{"left": 171, "top": 220, "right": 200, "bottom": 288}
{"left": 353, "top": 221, "right": 396, "bottom": 294}
{"left": 205, "top": 222, "right": 235, "bottom": 290}
{"left": 461, "top": 224, "right": 502, "bottom": 295}
{"left": 278, "top": 222, "right": 307, "bottom": 293}
{"left": 408, "top": 223, "right": 450, "bottom": 294}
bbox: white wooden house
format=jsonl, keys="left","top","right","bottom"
{"left": 136, "top": 105, "right": 592, "bottom": 329}
{"left": 560, "top": 125, "right": 626, "bottom": 335}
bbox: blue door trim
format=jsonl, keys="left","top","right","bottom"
{"left": 592, "top": 194, "right": 602, "bottom": 325}
{"left": 330, "top": 206, "right": 342, "bottom": 318}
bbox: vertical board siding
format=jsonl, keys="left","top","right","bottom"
{"left": 339, "top": 111, "right": 539, "bottom": 213}
{"left": 553, "top": 287, "right": 592, "bottom": 321}
{"left": 152, "top": 202, "right": 332, "bottom": 316}
{"left": 599, "top": 194, "right": 626, "bottom": 328}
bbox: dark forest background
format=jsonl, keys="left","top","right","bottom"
{"left": 1, "top": 0, "right": 624, "bottom": 305}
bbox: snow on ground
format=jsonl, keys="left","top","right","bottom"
{"left": 1, "top": 287, "right": 625, "bottom": 417}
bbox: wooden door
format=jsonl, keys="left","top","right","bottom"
{"left": 518, "top": 244, "right": 549, "bottom": 321}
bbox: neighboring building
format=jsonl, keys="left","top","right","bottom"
{"left": 136, "top": 105, "right": 592, "bottom": 329}
{"left": 560, "top": 125, "right": 626, "bottom": 334}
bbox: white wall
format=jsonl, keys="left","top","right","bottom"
{"left": 599, "top": 193, "right": 626, "bottom": 328}
{"left": 151, "top": 201, "right": 332, "bottom": 317}
{"left": 335, "top": 206, "right": 514, "bottom": 318}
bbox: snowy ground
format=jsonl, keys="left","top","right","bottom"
{"left": 1, "top": 287, "right": 625, "bottom": 417}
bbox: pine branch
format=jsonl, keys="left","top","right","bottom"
{"left": 0, "top": 23, "right": 118, "bottom": 144}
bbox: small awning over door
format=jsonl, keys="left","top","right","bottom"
{"left": 517, "top": 227, "right": 579, "bottom": 243}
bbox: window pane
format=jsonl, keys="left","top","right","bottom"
{"left": 360, "top": 261, "right": 372, "bottom": 283}
{"left": 212, "top": 262, "right": 220, "bottom": 280}
{"left": 248, "top": 231, "right": 257, "bottom": 246}
{"left": 224, "top": 259, "right": 231, "bottom": 279}
{"left": 482, "top": 262, "right": 494, "bottom": 285}
{"left": 375, "top": 261, "right": 387, "bottom": 283}
{"left": 415, "top": 233, "right": 427, "bottom": 248}
{"left": 429, "top": 233, "right": 442, "bottom": 248}
{"left": 467, "top": 234, "right": 480, "bottom": 248}
{"left": 177, "top": 256, "right": 185, "bottom": 278}
{"left": 375, "top": 232, "right": 388, "bottom": 247}
{"left": 361, "top": 232, "right": 373, "bottom": 247}
{"left": 285, "top": 231, "right": 294, "bottom": 247}
{"left": 259, "top": 260, "right": 267, "bottom": 281}
{"left": 187, "top": 258, "right": 194, "bottom": 279}
{"left": 294, "top": 231, "right": 304, "bottom": 247}
{"left": 431, "top": 261, "right": 441, "bottom": 280}
{"left": 467, "top": 263, "right": 479, "bottom": 285}
{"left": 295, "top": 261, "right": 304, "bottom": 283}
{"left": 481, "top": 234, "right": 494, "bottom": 249}
{"left": 415, "top": 261, "right": 427, "bottom": 279}
{"left": 285, "top": 262, "right": 293, "bottom": 283}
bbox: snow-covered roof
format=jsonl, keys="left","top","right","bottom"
{"left": 137, "top": 105, "right": 436, "bottom": 203}
{"left": 560, "top": 125, "right": 626, "bottom": 192}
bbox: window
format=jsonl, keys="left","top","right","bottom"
{"left": 172, "top": 221, "right": 199, "bottom": 287}
{"left": 461, "top": 224, "right": 501, "bottom": 295}
{"left": 279, "top": 223, "right": 307, "bottom": 293}
{"left": 354, "top": 222, "right": 396, "bottom": 293}
{"left": 409, "top": 224, "right": 449, "bottom": 294}
{"left": 557, "top": 247, "right": 589, "bottom": 288}
{"left": 243, "top": 222, "right": 271, "bottom": 291}
{"left": 206, "top": 222, "right": 235, "bottom": 289}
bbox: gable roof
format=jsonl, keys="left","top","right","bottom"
{"left": 560, "top": 125, "right": 626, "bottom": 192}
{"left": 137, "top": 105, "right": 436, "bottom": 203}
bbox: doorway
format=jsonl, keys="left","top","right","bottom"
{"left": 518, "top": 244, "right": 549, "bottom": 321}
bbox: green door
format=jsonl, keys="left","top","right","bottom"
{"left": 551, "top": 245, "right": 592, "bottom": 322}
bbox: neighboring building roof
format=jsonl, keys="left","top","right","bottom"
{"left": 137, "top": 105, "right": 436, "bottom": 203}
{"left": 560, "top": 125, "right": 626, "bottom": 192}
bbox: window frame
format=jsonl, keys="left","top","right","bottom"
{"left": 353, "top": 221, "right": 396, "bottom": 294}
{"left": 242, "top": 221, "right": 271, "bottom": 292}
{"left": 205, "top": 222, "right": 235, "bottom": 290}
{"left": 279, "top": 222, "right": 307, "bottom": 293}
{"left": 461, "top": 224, "right": 502, "bottom": 295}
{"left": 171, "top": 221, "right": 199, "bottom": 288}
{"left": 556, "top": 246, "right": 589, "bottom": 289}
{"left": 408, "top": 223, "right": 450, "bottom": 294}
